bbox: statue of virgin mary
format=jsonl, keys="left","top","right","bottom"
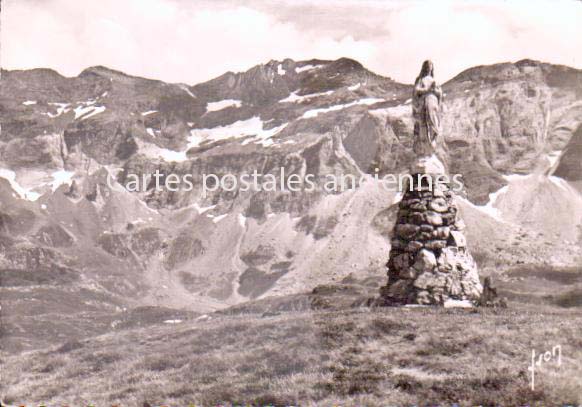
{"left": 412, "top": 60, "right": 442, "bottom": 156}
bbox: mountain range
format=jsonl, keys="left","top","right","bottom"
{"left": 1, "top": 57, "right": 581, "bottom": 352}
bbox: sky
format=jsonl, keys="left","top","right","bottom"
{"left": 2, "top": 0, "right": 582, "bottom": 84}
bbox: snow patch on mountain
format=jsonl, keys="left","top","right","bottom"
{"left": 241, "top": 123, "right": 288, "bottom": 147}
{"left": 0, "top": 169, "right": 41, "bottom": 201}
{"left": 348, "top": 83, "right": 361, "bottom": 91}
{"left": 74, "top": 104, "right": 106, "bottom": 120}
{"left": 22, "top": 100, "right": 37, "bottom": 105}
{"left": 392, "top": 191, "right": 403, "bottom": 204}
{"left": 179, "top": 85, "right": 196, "bottom": 98}
{"left": 46, "top": 102, "right": 71, "bottom": 118}
{"left": 476, "top": 185, "right": 509, "bottom": 221}
{"left": 279, "top": 90, "right": 333, "bottom": 103}
{"left": 190, "top": 203, "right": 216, "bottom": 214}
{"left": 83, "top": 106, "right": 106, "bottom": 120}
{"left": 140, "top": 116, "right": 287, "bottom": 161}
{"left": 211, "top": 214, "right": 228, "bottom": 223}
{"left": 206, "top": 99, "right": 242, "bottom": 112}
{"left": 0, "top": 168, "right": 74, "bottom": 200}
{"left": 277, "top": 64, "right": 286, "bottom": 75}
{"left": 238, "top": 213, "right": 247, "bottom": 228}
{"left": 457, "top": 196, "right": 500, "bottom": 222}
{"left": 141, "top": 110, "right": 157, "bottom": 116}
{"left": 189, "top": 117, "right": 281, "bottom": 148}
{"left": 302, "top": 98, "right": 385, "bottom": 119}
{"left": 163, "top": 319, "right": 182, "bottom": 324}
{"left": 503, "top": 174, "right": 533, "bottom": 182}
{"left": 135, "top": 139, "right": 187, "bottom": 162}
{"left": 473, "top": 174, "right": 535, "bottom": 221}
{"left": 49, "top": 170, "right": 75, "bottom": 192}
{"left": 296, "top": 64, "right": 320, "bottom": 73}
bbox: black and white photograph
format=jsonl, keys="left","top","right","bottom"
{"left": 0, "top": 0, "right": 581, "bottom": 405}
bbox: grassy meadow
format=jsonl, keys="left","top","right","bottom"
{"left": 2, "top": 298, "right": 581, "bottom": 406}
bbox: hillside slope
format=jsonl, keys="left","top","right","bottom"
{"left": 2, "top": 283, "right": 581, "bottom": 406}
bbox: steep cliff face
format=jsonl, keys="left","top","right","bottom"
{"left": 1, "top": 58, "right": 581, "bottom": 331}
{"left": 554, "top": 124, "right": 582, "bottom": 188}
{"left": 375, "top": 59, "right": 582, "bottom": 203}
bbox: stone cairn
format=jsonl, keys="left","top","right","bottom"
{"left": 380, "top": 157, "right": 483, "bottom": 306}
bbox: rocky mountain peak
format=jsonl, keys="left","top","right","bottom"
{"left": 78, "top": 65, "right": 133, "bottom": 80}
{"left": 328, "top": 57, "right": 365, "bottom": 72}
{"left": 445, "top": 59, "right": 582, "bottom": 90}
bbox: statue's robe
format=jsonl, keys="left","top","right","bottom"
{"left": 412, "top": 75, "right": 442, "bottom": 156}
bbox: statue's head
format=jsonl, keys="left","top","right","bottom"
{"left": 419, "top": 60, "right": 434, "bottom": 78}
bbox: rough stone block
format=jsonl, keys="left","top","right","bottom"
{"left": 425, "top": 240, "right": 447, "bottom": 250}
{"left": 413, "top": 273, "right": 429, "bottom": 290}
{"left": 437, "top": 247, "right": 458, "bottom": 269}
{"left": 413, "top": 249, "right": 437, "bottom": 273}
{"left": 425, "top": 211, "right": 443, "bottom": 226}
{"left": 401, "top": 198, "right": 420, "bottom": 208}
{"left": 461, "top": 280, "right": 482, "bottom": 300}
{"left": 415, "top": 290, "right": 434, "bottom": 305}
{"left": 410, "top": 212, "right": 426, "bottom": 225}
{"left": 429, "top": 197, "right": 449, "bottom": 212}
{"left": 390, "top": 238, "right": 407, "bottom": 250}
{"left": 420, "top": 224, "right": 434, "bottom": 233}
{"left": 417, "top": 231, "right": 433, "bottom": 241}
{"left": 433, "top": 226, "right": 451, "bottom": 239}
{"left": 413, "top": 271, "right": 447, "bottom": 290}
{"left": 396, "top": 224, "right": 420, "bottom": 239}
{"left": 386, "top": 280, "right": 413, "bottom": 299}
{"left": 397, "top": 209, "right": 410, "bottom": 218}
{"left": 445, "top": 276, "right": 463, "bottom": 297}
{"left": 444, "top": 299, "right": 474, "bottom": 308}
{"left": 405, "top": 241, "right": 424, "bottom": 252}
{"left": 432, "top": 183, "right": 447, "bottom": 197}
{"left": 399, "top": 267, "right": 417, "bottom": 279}
{"left": 393, "top": 253, "right": 411, "bottom": 271}
{"left": 409, "top": 203, "right": 428, "bottom": 212}
{"left": 441, "top": 212, "right": 456, "bottom": 225}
